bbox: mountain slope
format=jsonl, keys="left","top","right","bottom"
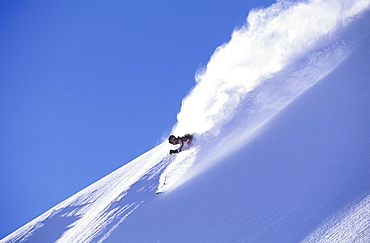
{"left": 3, "top": 35, "right": 370, "bottom": 243}
{"left": 101, "top": 39, "right": 370, "bottom": 243}
{"left": 2, "top": 0, "right": 370, "bottom": 242}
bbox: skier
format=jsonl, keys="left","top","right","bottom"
{"left": 168, "top": 134, "right": 193, "bottom": 154}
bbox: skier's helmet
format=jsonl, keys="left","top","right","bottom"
{"left": 168, "top": 135, "right": 176, "bottom": 144}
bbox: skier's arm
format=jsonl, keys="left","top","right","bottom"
{"left": 169, "top": 139, "right": 184, "bottom": 154}
{"left": 177, "top": 139, "right": 184, "bottom": 152}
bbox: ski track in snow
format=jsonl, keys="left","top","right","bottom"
{"left": 2, "top": 0, "right": 370, "bottom": 242}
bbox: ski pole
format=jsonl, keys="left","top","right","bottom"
{"left": 163, "top": 154, "right": 173, "bottom": 185}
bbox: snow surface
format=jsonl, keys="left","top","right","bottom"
{"left": 2, "top": 0, "right": 370, "bottom": 242}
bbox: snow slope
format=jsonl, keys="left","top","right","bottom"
{"left": 103, "top": 39, "right": 370, "bottom": 243}
{"left": 2, "top": 0, "right": 370, "bottom": 242}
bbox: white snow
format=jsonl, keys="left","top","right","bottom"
{"left": 302, "top": 195, "right": 370, "bottom": 242}
{"left": 2, "top": 0, "right": 370, "bottom": 242}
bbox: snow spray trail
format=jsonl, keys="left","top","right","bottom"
{"left": 163, "top": 0, "right": 370, "bottom": 190}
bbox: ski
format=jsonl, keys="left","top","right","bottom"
{"left": 156, "top": 188, "right": 164, "bottom": 194}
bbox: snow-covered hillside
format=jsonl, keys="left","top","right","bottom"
{"left": 2, "top": 0, "right": 370, "bottom": 242}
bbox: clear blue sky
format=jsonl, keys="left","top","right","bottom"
{"left": 0, "top": 0, "right": 275, "bottom": 238}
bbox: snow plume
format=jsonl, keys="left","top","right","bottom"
{"left": 173, "top": 0, "right": 370, "bottom": 144}
{"left": 166, "top": 0, "right": 370, "bottom": 189}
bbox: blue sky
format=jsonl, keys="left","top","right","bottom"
{"left": 0, "top": 0, "right": 277, "bottom": 238}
